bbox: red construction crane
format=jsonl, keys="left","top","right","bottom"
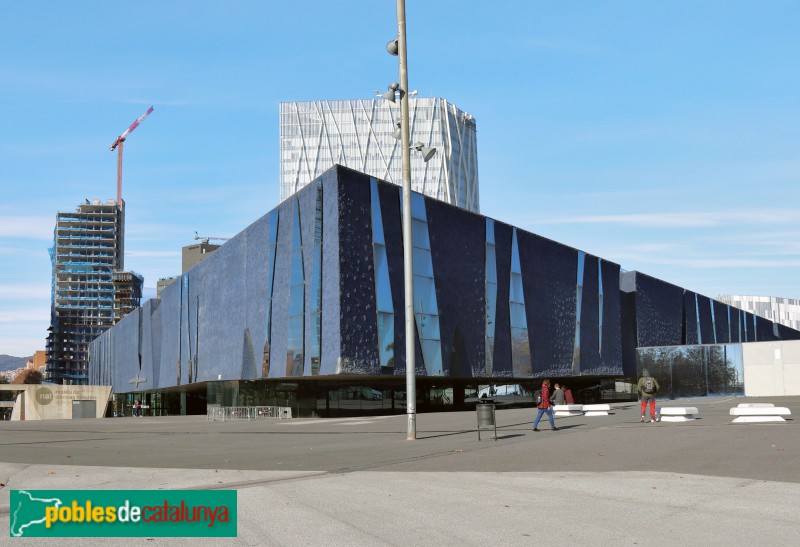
{"left": 109, "top": 106, "right": 154, "bottom": 205}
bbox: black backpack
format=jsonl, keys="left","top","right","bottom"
{"left": 534, "top": 390, "right": 543, "bottom": 405}
{"left": 642, "top": 377, "right": 656, "bottom": 394}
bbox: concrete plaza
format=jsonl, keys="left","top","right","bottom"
{"left": 2, "top": 396, "right": 799, "bottom": 546}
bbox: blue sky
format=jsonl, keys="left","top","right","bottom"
{"left": 1, "top": 1, "right": 798, "bottom": 357}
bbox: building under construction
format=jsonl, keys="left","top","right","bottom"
{"left": 46, "top": 200, "right": 143, "bottom": 385}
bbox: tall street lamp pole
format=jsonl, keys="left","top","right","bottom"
{"left": 395, "top": 0, "right": 416, "bottom": 440}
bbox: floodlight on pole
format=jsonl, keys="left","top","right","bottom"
{"left": 381, "top": 82, "right": 404, "bottom": 103}
{"left": 387, "top": 37, "right": 399, "bottom": 56}
{"left": 392, "top": 122, "right": 402, "bottom": 140}
{"left": 412, "top": 143, "right": 437, "bottom": 162}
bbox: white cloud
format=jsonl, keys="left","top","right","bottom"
{"left": 0, "top": 337, "right": 42, "bottom": 357}
{"left": 0, "top": 216, "right": 54, "bottom": 239}
{"left": 0, "top": 306, "right": 49, "bottom": 355}
{"left": 0, "top": 284, "right": 51, "bottom": 299}
{"left": 0, "top": 306, "right": 50, "bottom": 323}
{"left": 0, "top": 246, "right": 48, "bottom": 257}
{"left": 125, "top": 250, "right": 181, "bottom": 259}
{"left": 533, "top": 210, "right": 800, "bottom": 228}
{"left": 609, "top": 250, "right": 800, "bottom": 270}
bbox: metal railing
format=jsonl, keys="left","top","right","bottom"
{"left": 207, "top": 405, "right": 292, "bottom": 422}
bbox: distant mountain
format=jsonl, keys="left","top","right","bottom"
{"left": 0, "top": 355, "right": 32, "bottom": 372}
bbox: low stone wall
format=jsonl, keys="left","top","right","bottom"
{"left": 743, "top": 341, "right": 800, "bottom": 396}
{"left": 0, "top": 385, "right": 112, "bottom": 420}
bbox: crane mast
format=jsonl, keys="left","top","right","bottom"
{"left": 109, "top": 106, "right": 154, "bottom": 205}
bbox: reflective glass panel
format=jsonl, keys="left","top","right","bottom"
{"left": 708, "top": 344, "right": 743, "bottom": 394}
{"left": 485, "top": 219, "right": 498, "bottom": 373}
{"left": 264, "top": 209, "right": 279, "bottom": 377}
{"left": 709, "top": 300, "right": 718, "bottom": 344}
{"left": 409, "top": 194, "right": 442, "bottom": 375}
{"left": 309, "top": 184, "right": 323, "bottom": 374}
{"left": 597, "top": 257, "right": 603, "bottom": 355}
{"left": 286, "top": 199, "right": 304, "bottom": 374}
{"left": 670, "top": 346, "right": 706, "bottom": 398}
{"left": 695, "top": 294, "right": 702, "bottom": 344}
{"left": 743, "top": 310, "right": 749, "bottom": 341}
{"left": 370, "top": 179, "right": 394, "bottom": 369}
{"left": 509, "top": 228, "right": 530, "bottom": 376}
{"left": 637, "top": 344, "right": 745, "bottom": 399}
{"left": 573, "top": 251, "right": 585, "bottom": 371}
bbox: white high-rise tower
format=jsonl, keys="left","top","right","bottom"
{"left": 279, "top": 98, "right": 480, "bottom": 212}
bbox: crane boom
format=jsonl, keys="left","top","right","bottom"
{"left": 110, "top": 106, "right": 154, "bottom": 151}
{"left": 109, "top": 106, "right": 154, "bottom": 205}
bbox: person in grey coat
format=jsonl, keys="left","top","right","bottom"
{"left": 551, "top": 383, "right": 566, "bottom": 406}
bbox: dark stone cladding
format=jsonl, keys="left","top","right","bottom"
{"left": 696, "top": 294, "right": 715, "bottom": 345}
{"left": 713, "top": 299, "right": 730, "bottom": 344}
{"left": 336, "top": 168, "right": 380, "bottom": 373}
{"left": 622, "top": 271, "right": 684, "bottom": 348}
{"left": 622, "top": 270, "right": 800, "bottom": 351}
{"left": 89, "top": 164, "right": 800, "bottom": 394}
{"left": 756, "top": 314, "right": 773, "bottom": 342}
{"left": 424, "top": 197, "right": 485, "bottom": 378}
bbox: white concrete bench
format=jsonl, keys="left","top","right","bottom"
{"left": 737, "top": 403, "right": 774, "bottom": 408}
{"left": 730, "top": 406, "right": 791, "bottom": 423}
{"left": 553, "top": 404, "right": 583, "bottom": 417}
{"left": 657, "top": 406, "right": 699, "bottom": 422}
{"left": 582, "top": 404, "right": 611, "bottom": 416}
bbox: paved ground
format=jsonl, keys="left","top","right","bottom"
{"left": 1, "top": 396, "right": 798, "bottom": 545}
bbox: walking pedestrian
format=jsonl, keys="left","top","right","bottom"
{"left": 551, "top": 383, "right": 565, "bottom": 406}
{"left": 637, "top": 370, "right": 659, "bottom": 423}
{"left": 533, "top": 379, "right": 559, "bottom": 432}
{"left": 563, "top": 385, "right": 574, "bottom": 404}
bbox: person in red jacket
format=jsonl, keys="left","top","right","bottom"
{"left": 533, "top": 379, "right": 559, "bottom": 432}
{"left": 563, "top": 385, "right": 575, "bottom": 404}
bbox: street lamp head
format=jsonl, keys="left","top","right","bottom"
{"left": 381, "top": 89, "right": 397, "bottom": 103}
{"left": 392, "top": 122, "right": 402, "bottom": 140}
{"left": 412, "top": 143, "right": 437, "bottom": 162}
{"left": 381, "top": 82, "right": 404, "bottom": 103}
{"left": 386, "top": 37, "right": 399, "bottom": 56}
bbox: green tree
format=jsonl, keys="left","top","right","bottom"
{"left": 0, "top": 376, "right": 14, "bottom": 400}
{"left": 15, "top": 369, "right": 43, "bottom": 384}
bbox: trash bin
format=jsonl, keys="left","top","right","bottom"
{"left": 476, "top": 398, "right": 497, "bottom": 441}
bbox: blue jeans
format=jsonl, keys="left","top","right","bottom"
{"left": 533, "top": 407, "right": 556, "bottom": 429}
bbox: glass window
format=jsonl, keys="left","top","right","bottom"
{"left": 411, "top": 219, "right": 429, "bottom": 248}
{"left": 370, "top": 179, "right": 394, "bottom": 369}
{"left": 637, "top": 344, "right": 744, "bottom": 399}
{"left": 286, "top": 199, "right": 305, "bottom": 374}
{"left": 263, "top": 209, "right": 279, "bottom": 377}
{"left": 597, "top": 257, "right": 604, "bottom": 355}
{"left": 573, "top": 251, "right": 585, "bottom": 372}
{"left": 695, "top": 294, "right": 703, "bottom": 345}
{"left": 485, "top": 219, "right": 498, "bottom": 373}
{"left": 309, "top": 185, "right": 323, "bottom": 375}
{"left": 409, "top": 194, "right": 443, "bottom": 375}
{"left": 709, "top": 299, "right": 718, "bottom": 344}
{"left": 509, "top": 229, "right": 530, "bottom": 376}
{"left": 412, "top": 247, "right": 434, "bottom": 278}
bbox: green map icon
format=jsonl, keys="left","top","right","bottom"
{"left": 10, "top": 490, "right": 63, "bottom": 537}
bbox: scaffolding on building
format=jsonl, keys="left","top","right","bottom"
{"left": 46, "top": 200, "right": 142, "bottom": 385}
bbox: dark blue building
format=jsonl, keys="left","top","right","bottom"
{"left": 90, "top": 166, "right": 799, "bottom": 416}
